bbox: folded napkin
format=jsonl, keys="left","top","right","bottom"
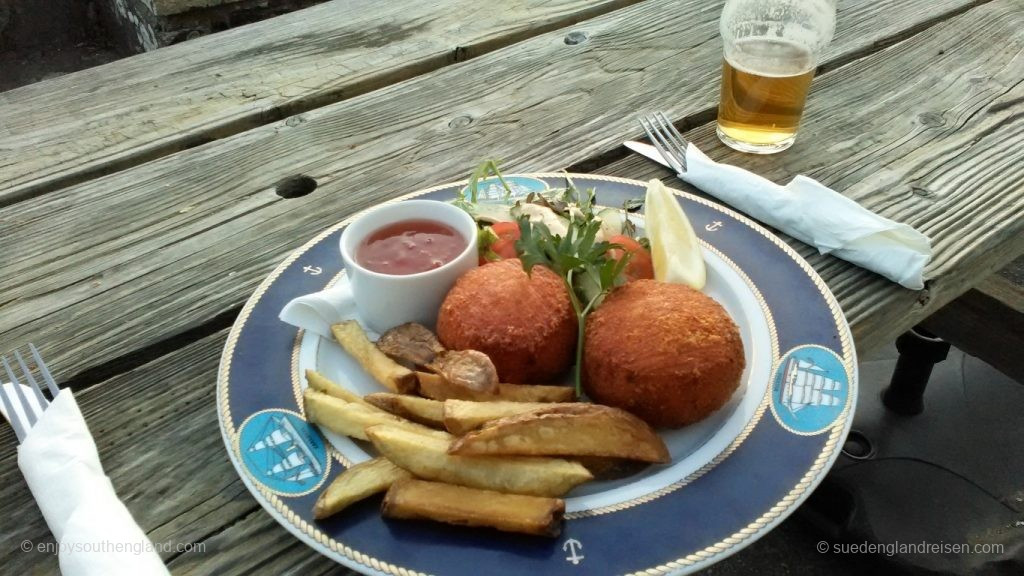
{"left": 280, "top": 281, "right": 360, "bottom": 339}
{"left": 5, "top": 385, "right": 170, "bottom": 576}
{"left": 680, "top": 144, "right": 932, "bottom": 289}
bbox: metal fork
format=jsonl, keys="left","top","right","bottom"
{"left": 0, "top": 344, "right": 61, "bottom": 443}
{"left": 639, "top": 111, "right": 690, "bottom": 173}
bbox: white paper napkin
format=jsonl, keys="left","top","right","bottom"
{"left": 6, "top": 386, "right": 170, "bottom": 576}
{"left": 279, "top": 281, "right": 359, "bottom": 339}
{"left": 681, "top": 144, "right": 932, "bottom": 289}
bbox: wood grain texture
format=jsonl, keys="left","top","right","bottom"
{"left": 920, "top": 273, "right": 1024, "bottom": 383}
{"left": 0, "top": 330, "right": 350, "bottom": 575}
{"left": 597, "top": 0, "right": 1024, "bottom": 355}
{"left": 0, "top": 335, "right": 890, "bottom": 576}
{"left": 0, "top": 0, "right": 994, "bottom": 388}
{"left": 0, "top": 0, "right": 641, "bottom": 205}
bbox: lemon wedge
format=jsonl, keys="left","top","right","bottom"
{"left": 644, "top": 179, "right": 706, "bottom": 289}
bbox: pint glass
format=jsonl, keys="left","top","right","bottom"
{"left": 716, "top": 0, "right": 836, "bottom": 154}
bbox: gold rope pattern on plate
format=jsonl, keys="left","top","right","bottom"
{"left": 701, "top": 242, "right": 781, "bottom": 362}
{"left": 262, "top": 489, "right": 432, "bottom": 576}
{"left": 217, "top": 172, "right": 856, "bottom": 575}
{"left": 624, "top": 421, "right": 845, "bottom": 575}
{"left": 290, "top": 268, "right": 348, "bottom": 413}
{"left": 291, "top": 328, "right": 353, "bottom": 468}
{"left": 288, "top": 269, "right": 353, "bottom": 467}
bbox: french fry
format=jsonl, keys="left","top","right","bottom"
{"left": 417, "top": 371, "right": 574, "bottom": 403}
{"left": 365, "top": 393, "right": 445, "bottom": 428}
{"left": 491, "top": 383, "right": 575, "bottom": 403}
{"left": 313, "top": 457, "right": 411, "bottom": 519}
{"left": 574, "top": 456, "right": 649, "bottom": 480}
{"left": 382, "top": 478, "right": 564, "bottom": 537}
{"left": 448, "top": 404, "right": 671, "bottom": 463}
{"left": 304, "top": 389, "right": 445, "bottom": 441}
{"left": 332, "top": 321, "right": 417, "bottom": 393}
{"left": 365, "top": 424, "right": 592, "bottom": 497}
{"left": 442, "top": 399, "right": 554, "bottom": 434}
{"left": 305, "top": 369, "right": 367, "bottom": 405}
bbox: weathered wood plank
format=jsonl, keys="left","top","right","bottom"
{"left": 0, "top": 0, "right": 642, "bottom": 205}
{"left": 0, "top": 331, "right": 871, "bottom": 576}
{"left": 919, "top": 271, "right": 1024, "bottom": 383}
{"left": 0, "top": 328, "right": 353, "bottom": 575}
{"left": 0, "top": 0, "right": 1010, "bottom": 388}
{"left": 595, "top": 0, "right": 1024, "bottom": 354}
{"left": 0, "top": 330, "right": 262, "bottom": 574}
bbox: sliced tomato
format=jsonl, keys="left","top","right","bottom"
{"left": 486, "top": 221, "right": 521, "bottom": 260}
{"left": 607, "top": 234, "right": 654, "bottom": 281}
{"left": 490, "top": 237, "right": 519, "bottom": 260}
{"left": 490, "top": 221, "right": 520, "bottom": 241}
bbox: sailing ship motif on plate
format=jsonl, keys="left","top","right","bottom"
{"left": 771, "top": 346, "right": 850, "bottom": 435}
{"left": 460, "top": 175, "right": 549, "bottom": 201}
{"left": 780, "top": 357, "right": 843, "bottom": 414}
{"left": 238, "top": 410, "right": 329, "bottom": 495}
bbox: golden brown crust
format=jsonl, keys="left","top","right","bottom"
{"left": 437, "top": 259, "right": 576, "bottom": 383}
{"left": 448, "top": 403, "right": 670, "bottom": 463}
{"left": 583, "top": 280, "right": 745, "bottom": 428}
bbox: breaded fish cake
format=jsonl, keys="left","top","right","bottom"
{"left": 437, "top": 259, "right": 576, "bottom": 383}
{"left": 583, "top": 280, "right": 744, "bottom": 428}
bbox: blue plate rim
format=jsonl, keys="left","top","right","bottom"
{"left": 216, "top": 172, "right": 858, "bottom": 576}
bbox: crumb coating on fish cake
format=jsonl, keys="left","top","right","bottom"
{"left": 437, "top": 259, "right": 577, "bottom": 383}
{"left": 583, "top": 280, "right": 745, "bottom": 428}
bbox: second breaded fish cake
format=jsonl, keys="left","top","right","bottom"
{"left": 583, "top": 280, "right": 745, "bottom": 428}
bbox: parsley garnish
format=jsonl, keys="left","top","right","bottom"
{"left": 516, "top": 206, "right": 630, "bottom": 398}
{"left": 457, "top": 160, "right": 633, "bottom": 398}
{"left": 455, "top": 159, "right": 515, "bottom": 214}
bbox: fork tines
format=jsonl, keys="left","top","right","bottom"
{"left": 1, "top": 344, "right": 60, "bottom": 443}
{"left": 639, "top": 111, "right": 690, "bottom": 173}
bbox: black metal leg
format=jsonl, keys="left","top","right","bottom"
{"left": 881, "top": 326, "right": 951, "bottom": 415}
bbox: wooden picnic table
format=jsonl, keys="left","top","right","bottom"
{"left": 0, "top": 0, "right": 1021, "bottom": 573}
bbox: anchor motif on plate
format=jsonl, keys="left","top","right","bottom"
{"left": 562, "top": 538, "right": 584, "bottom": 565}
{"left": 303, "top": 265, "right": 322, "bottom": 276}
{"left": 705, "top": 221, "right": 723, "bottom": 232}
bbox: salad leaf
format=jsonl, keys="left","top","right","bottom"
{"left": 477, "top": 225, "right": 501, "bottom": 262}
{"left": 516, "top": 215, "right": 629, "bottom": 397}
{"left": 455, "top": 160, "right": 642, "bottom": 398}
{"left": 454, "top": 159, "right": 515, "bottom": 214}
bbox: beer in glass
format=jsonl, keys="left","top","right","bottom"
{"left": 716, "top": 0, "right": 836, "bottom": 154}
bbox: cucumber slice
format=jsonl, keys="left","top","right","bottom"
{"left": 596, "top": 207, "right": 624, "bottom": 239}
{"left": 472, "top": 202, "right": 514, "bottom": 224}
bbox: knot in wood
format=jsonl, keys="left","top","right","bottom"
{"left": 910, "top": 185, "right": 934, "bottom": 198}
{"left": 918, "top": 112, "right": 945, "bottom": 128}
{"left": 448, "top": 115, "right": 473, "bottom": 129}
{"left": 917, "top": 288, "right": 931, "bottom": 306}
{"left": 564, "top": 31, "right": 589, "bottom": 45}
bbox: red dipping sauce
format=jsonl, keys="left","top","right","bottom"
{"left": 356, "top": 219, "right": 467, "bottom": 275}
